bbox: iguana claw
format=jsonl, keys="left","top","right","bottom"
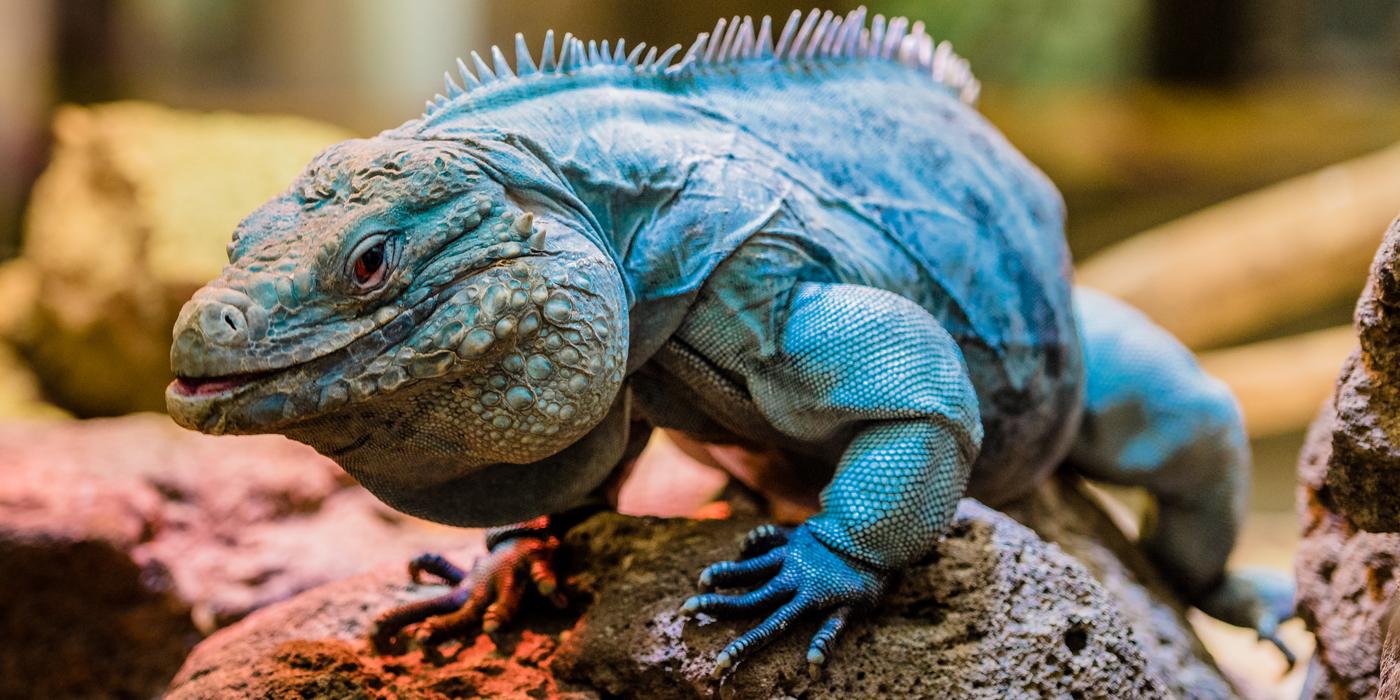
{"left": 683, "top": 523, "right": 886, "bottom": 677}
{"left": 1193, "top": 567, "right": 1298, "bottom": 670}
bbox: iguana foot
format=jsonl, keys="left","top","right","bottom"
{"left": 681, "top": 523, "right": 889, "bottom": 679}
{"left": 369, "top": 537, "right": 566, "bottom": 654}
{"left": 1194, "top": 568, "right": 1298, "bottom": 669}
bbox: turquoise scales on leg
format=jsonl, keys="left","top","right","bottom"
{"left": 163, "top": 7, "right": 1293, "bottom": 677}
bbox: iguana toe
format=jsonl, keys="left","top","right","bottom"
{"left": 1194, "top": 567, "right": 1297, "bottom": 668}
{"left": 371, "top": 536, "right": 564, "bottom": 654}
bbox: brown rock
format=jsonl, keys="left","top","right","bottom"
{"left": 0, "top": 414, "right": 475, "bottom": 699}
{"left": 4, "top": 102, "right": 352, "bottom": 416}
{"left": 1381, "top": 604, "right": 1400, "bottom": 699}
{"left": 1327, "top": 217, "right": 1400, "bottom": 532}
{"left": 167, "top": 476, "right": 1236, "bottom": 700}
{"left": 1297, "top": 401, "right": 1400, "bottom": 699}
{"left": 1295, "top": 216, "right": 1400, "bottom": 698}
{"left": 0, "top": 336, "right": 67, "bottom": 421}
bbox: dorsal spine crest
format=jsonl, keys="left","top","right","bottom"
{"left": 421, "top": 6, "right": 981, "bottom": 118}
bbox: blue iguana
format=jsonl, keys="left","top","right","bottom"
{"left": 166, "top": 8, "right": 1294, "bottom": 676}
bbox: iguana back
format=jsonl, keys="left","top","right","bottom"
{"left": 397, "top": 10, "right": 1073, "bottom": 382}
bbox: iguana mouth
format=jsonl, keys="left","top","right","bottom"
{"left": 169, "top": 369, "right": 279, "bottom": 397}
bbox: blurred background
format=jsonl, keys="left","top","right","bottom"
{"left": 1, "top": 1, "right": 1398, "bottom": 697}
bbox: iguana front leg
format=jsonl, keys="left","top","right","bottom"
{"left": 679, "top": 282, "right": 983, "bottom": 676}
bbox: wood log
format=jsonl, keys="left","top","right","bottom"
{"left": 1196, "top": 324, "right": 1355, "bottom": 438}
{"left": 1077, "top": 143, "right": 1400, "bottom": 350}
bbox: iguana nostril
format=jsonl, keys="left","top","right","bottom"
{"left": 198, "top": 301, "right": 249, "bottom": 345}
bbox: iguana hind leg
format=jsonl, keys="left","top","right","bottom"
{"left": 369, "top": 524, "right": 566, "bottom": 654}
{"left": 1069, "top": 287, "right": 1295, "bottom": 662}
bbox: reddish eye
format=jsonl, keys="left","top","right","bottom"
{"left": 351, "top": 240, "right": 387, "bottom": 289}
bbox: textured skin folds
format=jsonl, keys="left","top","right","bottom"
{"left": 167, "top": 10, "right": 1280, "bottom": 675}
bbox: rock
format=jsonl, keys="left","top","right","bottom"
{"left": 1297, "top": 399, "right": 1400, "bottom": 699}
{"left": 1293, "top": 400, "right": 1394, "bottom": 700}
{"left": 4, "top": 102, "right": 353, "bottom": 416}
{"left": 1381, "top": 606, "right": 1400, "bottom": 699}
{"left": 0, "top": 340, "right": 67, "bottom": 420}
{"left": 1295, "top": 216, "right": 1400, "bottom": 698}
{"left": 1326, "top": 216, "right": 1400, "bottom": 532}
{"left": 0, "top": 414, "right": 474, "bottom": 699}
{"left": 167, "top": 476, "right": 1236, "bottom": 699}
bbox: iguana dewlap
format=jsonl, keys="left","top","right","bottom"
{"left": 167, "top": 8, "right": 1293, "bottom": 676}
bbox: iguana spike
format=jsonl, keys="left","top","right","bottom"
{"left": 470, "top": 50, "right": 496, "bottom": 83}
{"left": 613, "top": 38, "right": 627, "bottom": 64}
{"left": 868, "top": 15, "right": 886, "bottom": 58}
{"left": 539, "top": 30, "right": 557, "bottom": 72}
{"left": 514, "top": 33, "right": 537, "bottom": 75}
{"left": 932, "top": 40, "right": 952, "bottom": 80}
{"left": 788, "top": 9, "right": 821, "bottom": 59}
{"left": 963, "top": 79, "right": 981, "bottom": 105}
{"left": 456, "top": 57, "right": 482, "bottom": 88}
{"left": 443, "top": 71, "right": 464, "bottom": 97}
{"left": 882, "top": 17, "right": 907, "bottom": 59}
{"left": 559, "top": 33, "right": 577, "bottom": 71}
{"left": 703, "top": 18, "right": 726, "bottom": 64}
{"left": 679, "top": 32, "right": 708, "bottom": 70}
{"left": 916, "top": 31, "right": 933, "bottom": 69}
{"left": 859, "top": 27, "right": 871, "bottom": 55}
{"left": 774, "top": 10, "right": 801, "bottom": 58}
{"left": 827, "top": 17, "right": 847, "bottom": 56}
{"left": 897, "top": 33, "right": 917, "bottom": 65}
{"left": 716, "top": 16, "right": 740, "bottom": 62}
{"left": 733, "top": 16, "right": 755, "bottom": 59}
{"left": 654, "top": 43, "right": 683, "bottom": 72}
{"left": 588, "top": 40, "right": 602, "bottom": 66}
{"left": 432, "top": 93, "right": 450, "bottom": 106}
{"left": 626, "top": 41, "right": 646, "bottom": 66}
{"left": 805, "top": 11, "right": 832, "bottom": 58}
{"left": 835, "top": 9, "right": 861, "bottom": 57}
{"left": 844, "top": 7, "right": 867, "bottom": 56}
{"left": 757, "top": 15, "right": 774, "bottom": 59}
{"left": 491, "top": 45, "right": 514, "bottom": 79}
{"left": 513, "top": 211, "right": 534, "bottom": 237}
{"left": 903, "top": 22, "right": 925, "bottom": 66}
{"left": 820, "top": 14, "right": 842, "bottom": 57}
{"left": 527, "top": 225, "right": 547, "bottom": 251}
{"left": 640, "top": 45, "right": 658, "bottom": 69}
{"left": 571, "top": 38, "right": 587, "bottom": 70}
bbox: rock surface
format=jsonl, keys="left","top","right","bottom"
{"left": 1295, "top": 216, "right": 1400, "bottom": 699}
{"left": 1297, "top": 400, "right": 1400, "bottom": 700}
{"left": 167, "top": 476, "right": 1236, "bottom": 700}
{"left": 0, "top": 414, "right": 474, "bottom": 699}
{"left": 2, "top": 102, "right": 352, "bottom": 416}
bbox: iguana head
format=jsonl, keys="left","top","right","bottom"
{"left": 167, "top": 137, "right": 627, "bottom": 510}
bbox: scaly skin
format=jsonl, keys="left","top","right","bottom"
{"left": 167, "top": 9, "right": 1292, "bottom": 677}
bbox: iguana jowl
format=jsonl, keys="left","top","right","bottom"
{"left": 167, "top": 8, "right": 1294, "bottom": 675}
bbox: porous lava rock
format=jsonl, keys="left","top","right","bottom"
{"left": 1296, "top": 403, "right": 1399, "bottom": 699}
{"left": 167, "top": 476, "right": 1236, "bottom": 699}
{"left": 0, "top": 414, "right": 474, "bottom": 699}
{"left": 1295, "top": 216, "right": 1400, "bottom": 698}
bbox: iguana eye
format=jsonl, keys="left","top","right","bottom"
{"left": 349, "top": 235, "right": 390, "bottom": 290}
